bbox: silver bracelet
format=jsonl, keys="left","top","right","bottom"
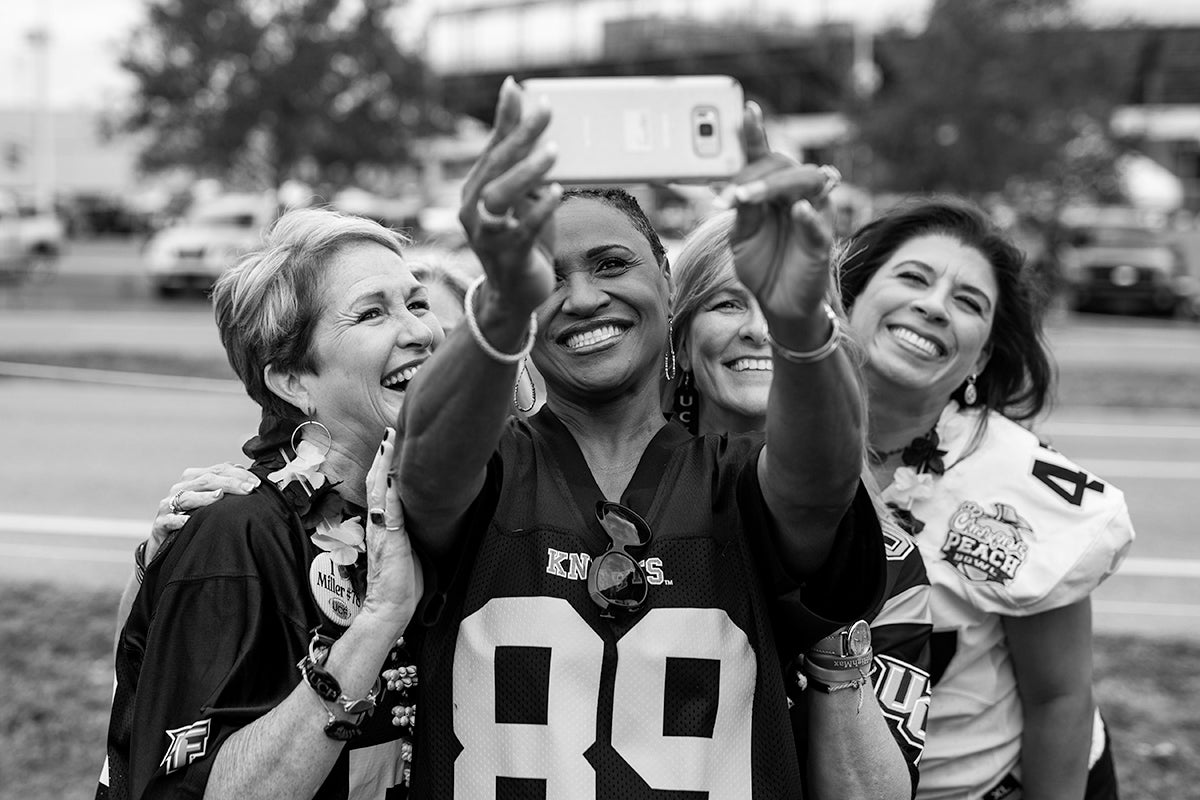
{"left": 766, "top": 303, "right": 841, "bottom": 364}
{"left": 463, "top": 275, "right": 538, "bottom": 365}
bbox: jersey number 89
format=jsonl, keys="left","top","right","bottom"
{"left": 453, "top": 596, "right": 757, "bottom": 799}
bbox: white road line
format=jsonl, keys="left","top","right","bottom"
{"left": 1074, "top": 459, "right": 1200, "bottom": 480}
{"left": 4, "top": 515, "right": 1200, "bottom": 581}
{"left": 1117, "top": 558, "right": 1200, "bottom": 578}
{"left": 8, "top": 544, "right": 132, "bottom": 563}
{"left": 0, "top": 513, "right": 146, "bottom": 539}
{"left": 1046, "top": 422, "right": 1200, "bottom": 440}
{"left": 0, "top": 361, "right": 240, "bottom": 393}
{"left": 1094, "top": 601, "right": 1200, "bottom": 618}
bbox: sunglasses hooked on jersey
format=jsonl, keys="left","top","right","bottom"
{"left": 588, "top": 501, "right": 654, "bottom": 617}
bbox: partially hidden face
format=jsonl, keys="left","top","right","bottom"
{"left": 533, "top": 199, "right": 671, "bottom": 400}
{"left": 680, "top": 278, "right": 773, "bottom": 423}
{"left": 425, "top": 279, "right": 466, "bottom": 333}
{"left": 297, "top": 241, "right": 445, "bottom": 449}
{"left": 847, "top": 233, "right": 998, "bottom": 404}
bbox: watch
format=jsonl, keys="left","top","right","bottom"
{"left": 807, "top": 620, "right": 873, "bottom": 671}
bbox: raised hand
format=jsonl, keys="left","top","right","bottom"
{"left": 722, "top": 102, "right": 838, "bottom": 327}
{"left": 362, "top": 427, "right": 423, "bottom": 633}
{"left": 458, "top": 77, "right": 563, "bottom": 317}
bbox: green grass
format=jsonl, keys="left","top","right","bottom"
{"left": 3, "top": 582, "right": 1198, "bottom": 799}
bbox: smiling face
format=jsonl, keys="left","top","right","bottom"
{"left": 286, "top": 242, "right": 444, "bottom": 454}
{"left": 533, "top": 198, "right": 670, "bottom": 404}
{"left": 848, "top": 233, "right": 997, "bottom": 407}
{"left": 680, "top": 278, "right": 772, "bottom": 430}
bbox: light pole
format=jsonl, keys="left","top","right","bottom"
{"left": 26, "top": 25, "right": 55, "bottom": 214}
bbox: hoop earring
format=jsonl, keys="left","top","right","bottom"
{"left": 513, "top": 358, "right": 536, "bottom": 414}
{"left": 663, "top": 316, "right": 677, "bottom": 381}
{"left": 290, "top": 419, "right": 334, "bottom": 459}
{"left": 963, "top": 373, "right": 978, "bottom": 406}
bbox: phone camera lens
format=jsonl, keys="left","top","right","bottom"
{"left": 698, "top": 122, "right": 715, "bottom": 137}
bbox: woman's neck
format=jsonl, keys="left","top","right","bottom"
{"left": 547, "top": 384, "right": 667, "bottom": 501}
{"left": 867, "top": 394, "right": 946, "bottom": 456}
{"left": 319, "top": 441, "right": 370, "bottom": 508}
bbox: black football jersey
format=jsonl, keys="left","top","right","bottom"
{"left": 98, "top": 478, "right": 412, "bottom": 800}
{"left": 411, "top": 409, "right": 884, "bottom": 799}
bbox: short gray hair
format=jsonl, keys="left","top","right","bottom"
{"left": 212, "top": 207, "right": 410, "bottom": 417}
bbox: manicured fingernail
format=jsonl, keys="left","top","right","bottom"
{"left": 747, "top": 100, "right": 764, "bottom": 121}
{"left": 241, "top": 481, "right": 257, "bottom": 491}
{"left": 734, "top": 180, "right": 768, "bottom": 205}
{"left": 369, "top": 510, "right": 385, "bottom": 526}
{"left": 712, "top": 185, "right": 737, "bottom": 210}
{"left": 794, "top": 198, "right": 816, "bottom": 217}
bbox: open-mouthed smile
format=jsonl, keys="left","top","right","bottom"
{"left": 381, "top": 360, "right": 425, "bottom": 392}
{"left": 725, "top": 357, "right": 773, "bottom": 373}
{"left": 558, "top": 321, "right": 630, "bottom": 352}
{"left": 888, "top": 326, "right": 946, "bottom": 358}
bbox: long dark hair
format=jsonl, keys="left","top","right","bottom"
{"left": 838, "top": 197, "right": 1054, "bottom": 423}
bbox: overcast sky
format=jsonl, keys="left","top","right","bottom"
{"left": 2, "top": 0, "right": 1198, "bottom": 110}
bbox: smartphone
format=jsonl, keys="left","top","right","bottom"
{"left": 519, "top": 75, "right": 746, "bottom": 185}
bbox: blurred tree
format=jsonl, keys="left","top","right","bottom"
{"left": 852, "top": 0, "right": 1125, "bottom": 201}
{"left": 118, "top": 0, "right": 450, "bottom": 188}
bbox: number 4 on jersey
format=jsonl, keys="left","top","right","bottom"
{"left": 1032, "top": 459, "right": 1105, "bottom": 506}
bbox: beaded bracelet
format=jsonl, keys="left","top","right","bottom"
{"left": 766, "top": 303, "right": 842, "bottom": 365}
{"left": 464, "top": 275, "right": 538, "bottom": 365}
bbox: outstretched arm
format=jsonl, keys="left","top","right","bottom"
{"left": 398, "top": 78, "right": 560, "bottom": 561}
{"left": 728, "top": 106, "right": 866, "bottom": 576}
{"left": 1004, "top": 598, "right": 1095, "bottom": 800}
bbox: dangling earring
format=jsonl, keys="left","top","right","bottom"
{"left": 963, "top": 373, "right": 978, "bottom": 406}
{"left": 663, "top": 316, "right": 677, "bottom": 381}
{"left": 269, "top": 419, "right": 334, "bottom": 495}
{"left": 672, "top": 370, "right": 700, "bottom": 435}
{"left": 513, "top": 358, "right": 536, "bottom": 414}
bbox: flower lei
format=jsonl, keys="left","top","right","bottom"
{"left": 266, "top": 440, "right": 370, "bottom": 605}
{"left": 266, "top": 433, "right": 417, "bottom": 776}
{"left": 878, "top": 426, "right": 948, "bottom": 536}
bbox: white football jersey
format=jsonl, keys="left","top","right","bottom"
{"left": 882, "top": 403, "right": 1134, "bottom": 800}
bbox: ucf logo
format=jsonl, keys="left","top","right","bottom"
{"left": 942, "top": 501, "right": 1032, "bottom": 584}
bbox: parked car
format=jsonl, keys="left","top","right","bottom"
{"left": 0, "top": 193, "right": 33, "bottom": 282}
{"left": 143, "top": 193, "right": 277, "bottom": 296}
{"left": 1052, "top": 207, "right": 1197, "bottom": 316}
{"left": 16, "top": 203, "right": 66, "bottom": 256}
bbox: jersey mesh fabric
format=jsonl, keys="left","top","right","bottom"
{"left": 99, "top": 474, "right": 412, "bottom": 800}
{"left": 410, "top": 410, "right": 884, "bottom": 799}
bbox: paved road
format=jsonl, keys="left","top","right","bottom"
{"left": 2, "top": 240, "right": 1199, "bottom": 640}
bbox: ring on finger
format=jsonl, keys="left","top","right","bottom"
{"left": 385, "top": 524, "right": 403, "bottom": 532}
{"left": 476, "top": 197, "right": 519, "bottom": 230}
{"left": 168, "top": 490, "right": 187, "bottom": 515}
